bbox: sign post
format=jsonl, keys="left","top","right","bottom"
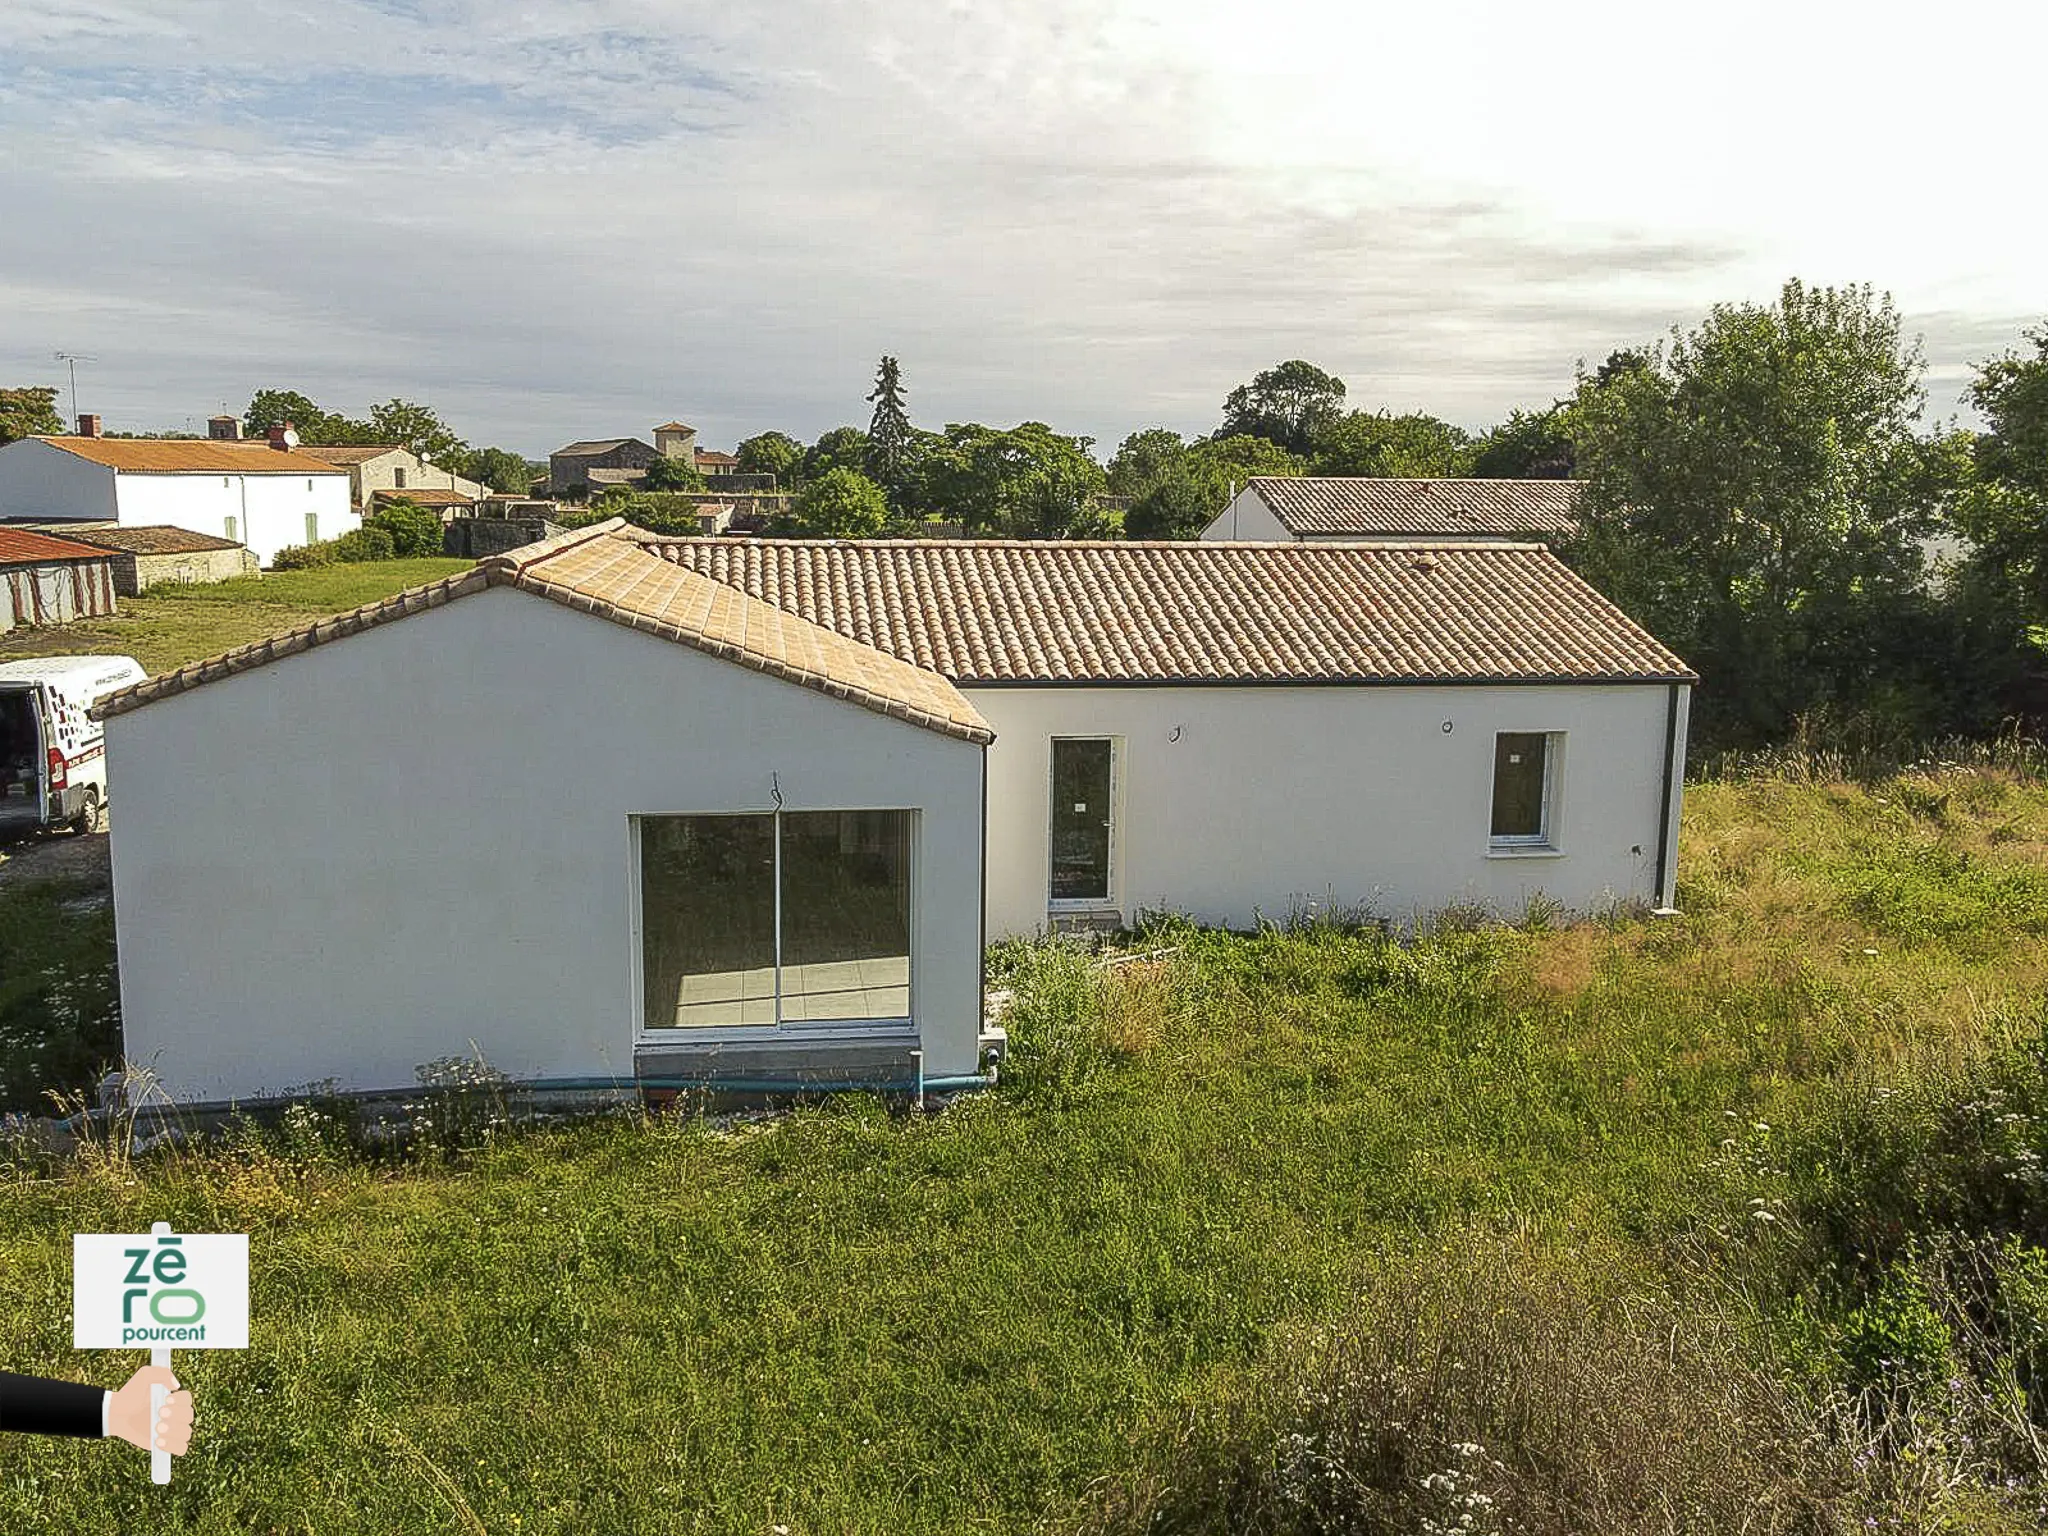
{"left": 74, "top": 1221, "right": 248, "bottom": 1483}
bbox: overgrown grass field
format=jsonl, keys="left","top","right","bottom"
{"left": 0, "top": 559, "right": 473, "bottom": 675}
{"left": 6, "top": 760, "right": 2048, "bottom": 1530}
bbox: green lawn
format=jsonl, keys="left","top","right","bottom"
{"left": 0, "top": 560, "right": 473, "bottom": 675}
{"left": 4, "top": 765, "right": 2048, "bottom": 1530}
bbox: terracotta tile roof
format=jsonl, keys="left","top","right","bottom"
{"left": 1246, "top": 476, "right": 1582, "bottom": 537}
{"left": 94, "top": 521, "right": 993, "bottom": 744}
{"left": 646, "top": 536, "right": 1692, "bottom": 685}
{"left": 0, "top": 526, "right": 114, "bottom": 565}
{"left": 29, "top": 436, "right": 347, "bottom": 476}
{"left": 373, "top": 488, "right": 476, "bottom": 507}
{"left": 293, "top": 445, "right": 405, "bottom": 466}
{"left": 654, "top": 421, "right": 695, "bottom": 432}
{"left": 45, "top": 524, "right": 245, "bottom": 555}
{"left": 694, "top": 449, "right": 740, "bottom": 466}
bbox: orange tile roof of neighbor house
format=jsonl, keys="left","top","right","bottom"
{"left": 95, "top": 521, "right": 996, "bottom": 744}
{"left": 0, "top": 526, "right": 114, "bottom": 565}
{"left": 34, "top": 437, "right": 346, "bottom": 476}
{"left": 646, "top": 536, "right": 1693, "bottom": 685}
{"left": 1246, "top": 476, "right": 1583, "bottom": 537}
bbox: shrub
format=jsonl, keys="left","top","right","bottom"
{"left": 269, "top": 541, "right": 335, "bottom": 570}
{"left": 332, "top": 525, "right": 396, "bottom": 563}
{"left": 366, "top": 499, "right": 443, "bottom": 557}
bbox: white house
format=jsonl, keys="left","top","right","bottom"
{"left": 0, "top": 433, "right": 355, "bottom": 567}
{"left": 99, "top": 521, "right": 1691, "bottom": 1107}
{"left": 1205, "top": 476, "right": 1582, "bottom": 542}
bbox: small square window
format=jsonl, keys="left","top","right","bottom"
{"left": 1491, "top": 732, "right": 1557, "bottom": 845}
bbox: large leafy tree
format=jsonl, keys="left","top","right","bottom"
{"left": 458, "top": 447, "right": 539, "bottom": 495}
{"left": 367, "top": 399, "right": 464, "bottom": 465}
{"left": 1217, "top": 360, "right": 1347, "bottom": 455}
{"left": 790, "top": 467, "right": 889, "bottom": 538}
{"left": 0, "top": 386, "right": 64, "bottom": 445}
{"left": 1471, "top": 406, "right": 1578, "bottom": 478}
{"left": 1957, "top": 325, "right": 2048, "bottom": 610}
{"left": 1108, "top": 430, "right": 1302, "bottom": 540}
{"left": 1106, "top": 428, "right": 1187, "bottom": 497}
{"left": 1312, "top": 410, "right": 1473, "bottom": 477}
{"left": 918, "top": 422, "right": 1107, "bottom": 538}
{"left": 803, "top": 426, "right": 869, "bottom": 484}
{"left": 1571, "top": 279, "right": 1959, "bottom": 747}
{"left": 644, "top": 454, "right": 705, "bottom": 491}
{"left": 735, "top": 431, "right": 804, "bottom": 485}
{"left": 243, "top": 389, "right": 371, "bottom": 445}
{"left": 864, "top": 356, "right": 913, "bottom": 493}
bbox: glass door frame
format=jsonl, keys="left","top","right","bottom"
{"left": 1047, "top": 735, "right": 1120, "bottom": 913}
{"left": 628, "top": 807, "right": 920, "bottom": 1045}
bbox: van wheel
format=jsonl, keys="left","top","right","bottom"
{"left": 72, "top": 787, "right": 103, "bottom": 837}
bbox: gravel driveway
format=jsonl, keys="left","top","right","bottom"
{"left": 0, "top": 827, "right": 111, "bottom": 893}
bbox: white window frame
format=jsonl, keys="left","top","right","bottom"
{"left": 628, "top": 809, "right": 919, "bottom": 1046}
{"left": 1488, "top": 730, "right": 1564, "bottom": 852}
{"left": 1047, "top": 735, "right": 1121, "bottom": 912}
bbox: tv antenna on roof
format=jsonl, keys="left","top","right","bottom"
{"left": 53, "top": 352, "right": 97, "bottom": 426}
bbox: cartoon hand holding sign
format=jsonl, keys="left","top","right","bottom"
{"left": 73, "top": 1221, "right": 247, "bottom": 1483}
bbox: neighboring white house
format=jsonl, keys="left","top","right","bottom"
{"left": 100, "top": 521, "right": 991, "bottom": 1107}
{"left": 99, "top": 521, "right": 1692, "bottom": 1107}
{"left": 0, "top": 433, "right": 355, "bottom": 567}
{"left": 1205, "top": 476, "right": 1583, "bottom": 542}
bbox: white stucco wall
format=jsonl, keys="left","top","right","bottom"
{"left": 967, "top": 682, "right": 1688, "bottom": 938}
{"left": 1199, "top": 486, "right": 1291, "bottom": 541}
{"left": 112, "top": 472, "right": 355, "bottom": 566}
{"left": 0, "top": 440, "right": 117, "bottom": 521}
{"left": 107, "top": 588, "right": 987, "bottom": 1105}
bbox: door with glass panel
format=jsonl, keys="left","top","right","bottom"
{"left": 638, "top": 810, "right": 912, "bottom": 1031}
{"left": 1049, "top": 738, "right": 1114, "bottom": 906}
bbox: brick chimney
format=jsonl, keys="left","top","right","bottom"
{"left": 266, "top": 422, "right": 299, "bottom": 451}
{"left": 208, "top": 415, "right": 242, "bottom": 441}
{"left": 76, "top": 413, "right": 102, "bottom": 438}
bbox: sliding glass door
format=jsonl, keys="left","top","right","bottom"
{"left": 638, "top": 810, "right": 912, "bottom": 1032}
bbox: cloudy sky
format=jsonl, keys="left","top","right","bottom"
{"left": 2, "top": 0, "right": 2043, "bottom": 457}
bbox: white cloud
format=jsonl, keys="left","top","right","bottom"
{"left": 0, "top": 0, "right": 2040, "bottom": 453}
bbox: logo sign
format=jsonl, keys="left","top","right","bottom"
{"left": 73, "top": 1231, "right": 249, "bottom": 1351}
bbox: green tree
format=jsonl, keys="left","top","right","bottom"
{"left": 644, "top": 454, "right": 705, "bottom": 491}
{"left": 1106, "top": 429, "right": 1187, "bottom": 497}
{"left": 1472, "top": 406, "right": 1578, "bottom": 478}
{"left": 791, "top": 467, "right": 889, "bottom": 538}
{"left": 735, "top": 431, "right": 804, "bottom": 485}
{"left": 1957, "top": 325, "right": 2048, "bottom": 610}
{"left": 458, "top": 447, "right": 539, "bottom": 496}
{"left": 864, "top": 356, "right": 913, "bottom": 494}
{"left": 918, "top": 422, "right": 1107, "bottom": 538}
{"left": 367, "top": 399, "right": 464, "bottom": 465}
{"left": 1312, "top": 410, "right": 1474, "bottom": 477}
{"left": 1571, "top": 279, "right": 1960, "bottom": 747}
{"left": 803, "top": 427, "right": 870, "bottom": 483}
{"left": 0, "top": 386, "right": 64, "bottom": 445}
{"left": 1217, "top": 360, "right": 1347, "bottom": 454}
{"left": 1192, "top": 433, "right": 1305, "bottom": 484}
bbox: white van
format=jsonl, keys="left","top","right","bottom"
{"left": 0, "top": 655, "right": 147, "bottom": 837}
